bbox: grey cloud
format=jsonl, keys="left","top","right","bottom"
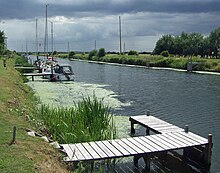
{"left": 1, "top": 0, "right": 220, "bottom": 20}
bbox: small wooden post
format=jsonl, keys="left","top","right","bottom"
{"left": 147, "top": 111, "right": 150, "bottom": 116}
{"left": 146, "top": 128, "right": 150, "bottom": 135}
{"left": 32, "top": 76, "right": 34, "bottom": 81}
{"left": 184, "top": 125, "right": 189, "bottom": 133}
{"left": 206, "top": 134, "right": 213, "bottom": 169}
{"left": 9, "top": 126, "right": 16, "bottom": 145}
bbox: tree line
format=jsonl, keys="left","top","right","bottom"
{"left": 153, "top": 27, "right": 220, "bottom": 58}
{"left": 0, "top": 30, "right": 6, "bottom": 54}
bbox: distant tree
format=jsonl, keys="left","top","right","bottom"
{"left": 98, "top": 48, "right": 106, "bottom": 57}
{"left": 209, "top": 28, "right": 220, "bottom": 58}
{"left": 53, "top": 50, "right": 57, "bottom": 55}
{"left": 153, "top": 35, "right": 175, "bottom": 55}
{"left": 0, "top": 30, "right": 6, "bottom": 54}
{"left": 128, "top": 50, "right": 138, "bottom": 55}
{"left": 68, "top": 51, "right": 76, "bottom": 58}
{"left": 88, "top": 50, "right": 97, "bottom": 59}
{"left": 154, "top": 32, "right": 204, "bottom": 57}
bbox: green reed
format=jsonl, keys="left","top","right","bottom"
{"left": 36, "top": 95, "right": 117, "bottom": 144}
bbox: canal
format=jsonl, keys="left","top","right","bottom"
{"left": 30, "top": 56, "right": 220, "bottom": 172}
{"left": 65, "top": 59, "right": 220, "bottom": 172}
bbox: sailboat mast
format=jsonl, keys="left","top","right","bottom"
{"left": 35, "top": 18, "right": 39, "bottom": 59}
{"left": 50, "top": 21, "right": 53, "bottom": 56}
{"left": 44, "top": 4, "right": 48, "bottom": 58}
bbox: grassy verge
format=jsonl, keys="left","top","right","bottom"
{"left": 0, "top": 56, "right": 68, "bottom": 173}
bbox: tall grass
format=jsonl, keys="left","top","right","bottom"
{"left": 36, "top": 95, "right": 117, "bottom": 144}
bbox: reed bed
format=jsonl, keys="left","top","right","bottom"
{"left": 36, "top": 96, "right": 117, "bottom": 144}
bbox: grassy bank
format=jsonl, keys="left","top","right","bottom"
{"left": 63, "top": 53, "right": 220, "bottom": 72}
{"left": 0, "top": 56, "right": 68, "bottom": 173}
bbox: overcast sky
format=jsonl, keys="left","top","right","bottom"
{"left": 0, "top": 0, "right": 220, "bottom": 52}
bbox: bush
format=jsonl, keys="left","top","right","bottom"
{"left": 68, "top": 51, "right": 76, "bottom": 58}
{"left": 88, "top": 50, "right": 97, "bottom": 60}
{"left": 98, "top": 48, "right": 106, "bottom": 57}
{"left": 160, "top": 50, "right": 169, "bottom": 57}
{"left": 128, "top": 50, "right": 138, "bottom": 55}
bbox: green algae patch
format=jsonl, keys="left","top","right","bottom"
{"left": 26, "top": 78, "right": 135, "bottom": 140}
{"left": 27, "top": 80, "right": 131, "bottom": 109}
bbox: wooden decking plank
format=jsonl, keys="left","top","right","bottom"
{"left": 89, "top": 141, "right": 108, "bottom": 158}
{"left": 154, "top": 134, "right": 182, "bottom": 148}
{"left": 134, "top": 137, "right": 159, "bottom": 152}
{"left": 185, "top": 132, "right": 208, "bottom": 144}
{"left": 95, "top": 141, "right": 115, "bottom": 157}
{"left": 75, "top": 143, "right": 93, "bottom": 160}
{"left": 102, "top": 140, "right": 123, "bottom": 157}
{"left": 114, "top": 139, "right": 137, "bottom": 155}
{"left": 61, "top": 144, "right": 78, "bottom": 161}
{"left": 139, "top": 136, "right": 164, "bottom": 151}
{"left": 82, "top": 143, "right": 101, "bottom": 159}
{"left": 68, "top": 144, "right": 86, "bottom": 161}
{"left": 167, "top": 133, "right": 197, "bottom": 146}
{"left": 149, "top": 135, "right": 172, "bottom": 150}
{"left": 130, "top": 115, "right": 148, "bottom": 120}
{"left": 173, "top": 132, "right": 201, "bottom": 146}
{"left": 108, "top": 140, "right": 131, "bottom": 156}
{"left": 141, "top": 117, "right": 167, "bottom": 124}
{"left": 160, "top": 128, "right": 183, "bottom": 133}
{"left": 162, "top": 133, "right": 188, "bottom": 148}
{"left": 126, "top": 137, "right": 151, "bottom": 152}
{"left": 153, "top": 126, "right": 182, "bottom": 131}
{"left": 146, "top": 123, "right": 173, "bottom": 128}
{"left": 176, "top": 132, "right": 207, "bottom": 145}
{"left": 157, "top": 127, "right": 183, "bottom": 133}
{"left": 120, "top": 138, "right": 144, "bottom": 153}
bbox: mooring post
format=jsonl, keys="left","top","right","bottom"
{"left": 206, "top": 134, "right": 213, "bottom": 169}
{"left": 146, "top": 111, "right": 150, "bottom": 135}
{"left": 183, "top": 125, "right": 189, "bottom": 158}
{"left": 184, "top": 125, "right": 189, "bottom": 133}
{"left": 9, "top": 126, "right": 16, "bottom": 145}
{"left": 32, "top": 76, "right": 34, "bottom": 81}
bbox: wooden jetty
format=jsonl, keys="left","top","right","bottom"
{"left": 61, "top": 115, "right": 213, "bottom": 172}
{"left": 22, "top": 73, "right": 51, "bottom": 81}
{"left": 14, "top": 66, "right": 39, "bottom": 70}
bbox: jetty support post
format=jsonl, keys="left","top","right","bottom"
{"left": 134, "top": 154, "right": 151, "bottom": 172}
{"left": 129, "top": 117, "right": 135, "bottom": 134}
{"left": 205, "top": 134, "right": 213, "bottom": 170}
{"left": 146, "top": 111, "right": 150, "bottom": 135}
{"left": 183, "top": 125, "right": 189, "bottom": 157}
{"left": 143, "top": 155, "right": 150, "bottom": 172}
